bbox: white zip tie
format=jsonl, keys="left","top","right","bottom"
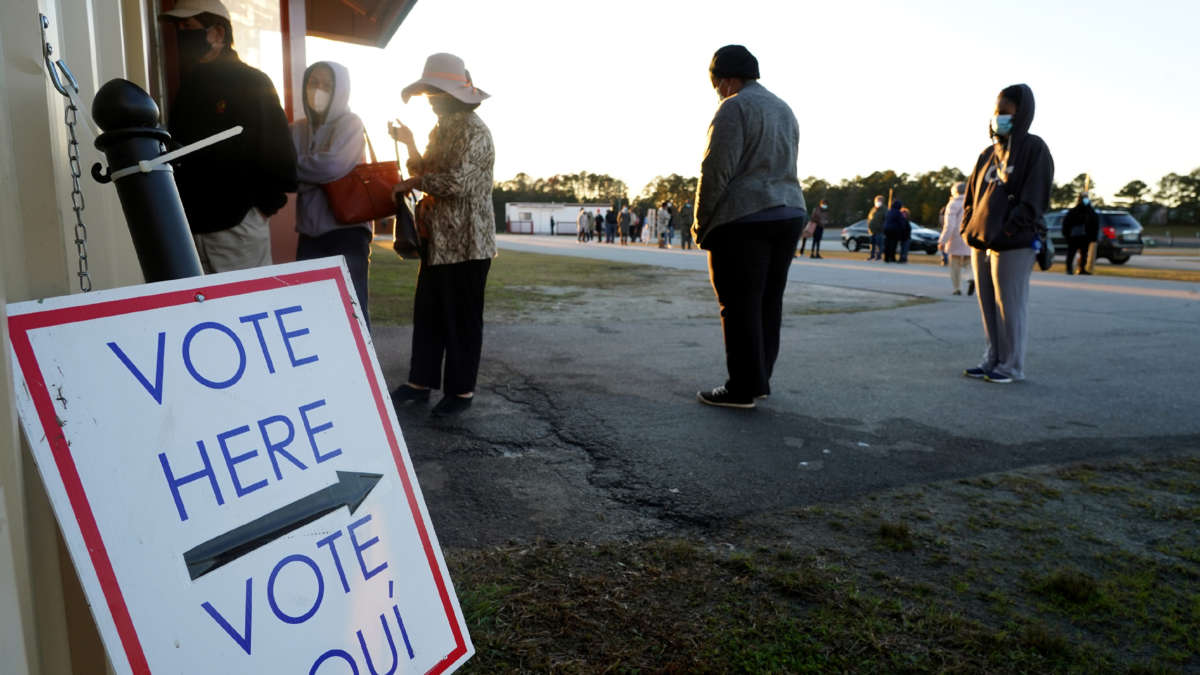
{"left": 109, "top": 125, "right": 243, "bottom": 182}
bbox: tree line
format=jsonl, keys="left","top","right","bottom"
{"left": 491, "top": 166, "right": 1200, "bottom": 231}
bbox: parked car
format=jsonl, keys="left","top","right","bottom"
{"left": 1043, "top": 209, "right": 1144, "bottom": 264}
{"left": 840, "top": 219, "right": 939, "bottom": 254}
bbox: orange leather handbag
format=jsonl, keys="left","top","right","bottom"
{"left": 322, "top": 132, "right": 401, "bottom": 224}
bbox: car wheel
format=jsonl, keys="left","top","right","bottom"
{"left": 926, "top": 245, "right": 937, "bottom": 255}
{"left": 1108, "top": 254, "right": 1130, "bottom": 265}
{"left": 849, "top": 239, "right": 861, "bottom": 252}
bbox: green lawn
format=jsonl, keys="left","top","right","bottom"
{"left": 367, "top": 244, "right": 689, "bottom": 326}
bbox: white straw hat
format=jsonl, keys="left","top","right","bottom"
{"left": 161, "top": 0, "right": 231, "bottom": 20}
{"left": 402, "top": 53, "right": 489, "bottom": 104}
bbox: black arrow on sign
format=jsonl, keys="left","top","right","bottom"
{"left": 183, "top": 471, "right": 383, "bottom": 581}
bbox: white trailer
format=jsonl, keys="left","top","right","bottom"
{"left": 505, "top": 202, "right": 613, "bottom": 235}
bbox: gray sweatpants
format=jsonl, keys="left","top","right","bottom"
{"left": 971, "top": 247, "right": 1035, "bottom": 380}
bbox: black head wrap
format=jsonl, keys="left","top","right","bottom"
{"left": 710, "top": 45, "right": 760, "bottom": 80}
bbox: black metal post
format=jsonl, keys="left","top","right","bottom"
{"left": 92, "top": 78, "right": 204, "bottom": 282}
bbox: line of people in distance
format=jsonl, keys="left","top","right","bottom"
{"left": 574, "top": 201, "right": 696, "bottom": 250}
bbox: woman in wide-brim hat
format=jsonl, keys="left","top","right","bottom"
{"left": 388, "top": 53, "right": 495, "bottom": 418}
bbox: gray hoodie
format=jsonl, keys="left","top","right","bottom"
{"left": 290, "top": 61, "right": 369, "bottom": 238}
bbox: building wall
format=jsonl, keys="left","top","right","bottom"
{"left": 506, "top": 202, "right": 611, "bottom": 235}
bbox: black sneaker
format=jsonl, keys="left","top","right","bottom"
{"left": 697, "top": 386, "right": 755, "bottom": 409}
{"left": 963, "top": 367, "right": 987, "bottom": 379}
{"left": 432, "top": 395, "right": 473, "bottom": 417}
{"left": 983, "top": 371, "right": 1013, "bottom": 384}
{"left": 391, "top": 384, "right": 431, "bottom": 403}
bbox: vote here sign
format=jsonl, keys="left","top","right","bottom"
{"left": 7, "top": 259, "right": 473, "bottom": 674}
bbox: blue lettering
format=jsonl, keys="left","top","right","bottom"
{"left": 310, "top": 650, "right": 359, "bottom": 675}
{"left": 182, "top": 321, "right": 247, "bottom": 389}
{"left": 356, "top": 612, "right": 399, "bottom": 675}
{"left": 202, "top": 577, "right": 253, "bottom": 655}
{"left": 217, "top": 425, "right": 267, "bottom": 498}
{"left": 239, "top": 312, "right": 277, "bottom": 374}
{"left": 107, "top": 332, "right": 166, "bottom": 404}
{"left": 257, "top": 414, "right": 305, "bottom": 481}
{"left": 299, "top": 399, "right": 341, "bottom": 463}
{"left": 393, "top": 605, "right": 414, "bottom": 660}
{"left": 159, "top": 442, "right": 224, "bottom": 522}
{"left": 348, "top": 515, "right": 387, "bottom": 581}
{"left": 316, "top": 530, "right": 351, "bottom": 594}
{"left": 268, "top": 554, "right": 324, "bottom": 625}
{"left": 274, "top": 305, "right": 319, "bottom": 368}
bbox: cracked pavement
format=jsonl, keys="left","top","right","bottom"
{"left": 370, "top": 238, "right": 1200, "bottom": 549}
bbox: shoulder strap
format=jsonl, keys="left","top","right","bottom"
{"left": 362, "top": 130, "right": 378, "bottom": 163}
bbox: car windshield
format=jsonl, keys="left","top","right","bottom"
{"left": 1101, "top": 213, "right": 1140, "bottom": 229}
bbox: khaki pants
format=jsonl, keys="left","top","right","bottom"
{"left": 193, "top": 207, "right": 272, "bottom": 274}
{"left": 948, "top": 254, "right": 970, "bottom": 292}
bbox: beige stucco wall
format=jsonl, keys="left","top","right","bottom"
{"left": 1, "top": 0, "right": 149, "bottom": 672}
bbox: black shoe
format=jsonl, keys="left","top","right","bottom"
{"left": 967, "top": 280, "right": 975, "bottom": 296}
{"left": 963, "top": 367, "right": 987, "bottom": 379}
{"left": 391, "top": 384, "right": 431, "bottom": 403}
{"left": 697, "top": 386, "right": 755, "bottom": 409}
{"left": 432, "top": 395, "right": 473, "bottom": 417}
{"left": 1078, "top": 270, "right": 1092, "bottom": 275}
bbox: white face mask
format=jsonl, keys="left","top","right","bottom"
{"left": 308, "top": 88, "right": 331, "bottom": 114}
{"left": 875, "top": 201, "right": 884, "bottom": 208}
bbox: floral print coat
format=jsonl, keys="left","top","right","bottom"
{"left": 409, "top": 111, "right": 496, "bottom": 266}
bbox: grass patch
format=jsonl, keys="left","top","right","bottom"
{"left": 367, "top": 244, "right": 689, "bottom": 325}
{"left": 878, "top": 520, "right": 915, "bottom": 551}
{"left": 446, "top": 540, "right": 1109, "bottom": 673}
{"left": 1033, "top": 568, "right": 1099, "bottom": 604}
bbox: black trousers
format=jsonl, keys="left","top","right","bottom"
{"left": 297, "top": 227, "right": 371, "bottom": 327}
{"left": 409, "top": 258, "right": 491, "bottom": 395}
{"left": 883, "top": 234, "right": 900, "bottom": 262}
{"left": 706, "top": 217, "right": 804, "bottom": 397}
{"left": 1065, "top": 238, "right": 1088, "bottom": 273}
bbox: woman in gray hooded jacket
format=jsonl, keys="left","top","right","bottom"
{"left": 290, "top": 61, "right": 372, "bottom": 323}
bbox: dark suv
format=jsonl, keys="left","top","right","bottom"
{"left": 1044, "top": 209, "right": 1144, "bottom": 265}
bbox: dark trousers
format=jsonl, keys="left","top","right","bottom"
{"left": 883, "top": 234, "right": 900, "bottom": 262}
{"left": 706, "top": 217, "right": 804, "bottom": 397}
{"left": 1065, "top": 238, "right": 1088, "bottom": 273}
{"left": 409, "top": 258, "right": 491, "bottom": 395}
{"left": 297, "top": 228, "right": 371, "bottom": 327}
{"left": 810, "top": 226, "right": 824, "bottom": 255}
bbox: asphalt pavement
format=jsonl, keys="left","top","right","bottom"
{"left": 377, "top": 234, "right": 1200, "bottom": 548}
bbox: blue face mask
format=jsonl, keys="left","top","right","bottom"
{"left": 1082, "top": 198, "right": 1091, "bottom": 206}
{"left": 990, "top": 114, "right": 1014, "bottom": 136}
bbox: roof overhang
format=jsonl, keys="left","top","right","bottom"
{"left": 305, "top": 0, "right": 418, "bottom": 48}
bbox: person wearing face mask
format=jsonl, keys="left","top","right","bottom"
{"left": 1062, "top": 192, "right": 1099, "bottom": 275}
{"left": 960, "top": 84, "right": 1055, "bottom": 384}
{"left": 162, "top": 0, "right": 297, "bottom": 273}
{"left": 802, "top": 199, "right": 830, "bottom": 258}
{"left": 867, "top": 195, "right": 887, "bottom": 261}
{"left": 386, "top": 54, "right": 495, "bottom": 418}
{"left": 289, "top": 62, "right": 371, "bottom": 323}
{"left": 692, "top": 45, "right": 807, "bottom": 409}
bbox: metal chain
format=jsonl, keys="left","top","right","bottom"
{"left": 64, "top": 101, "right": 91, "bottom": 292}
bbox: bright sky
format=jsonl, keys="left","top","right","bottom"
{"left": 306, "top": 0, "right": 1199, "bottom": 201}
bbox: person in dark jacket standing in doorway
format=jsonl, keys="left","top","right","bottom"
{"left": 693, "top": 45, "right": 807, "bottom": 409}
{"left": 163, "top": 0, "right": 297, "bottom": 273}
{"left": 961, "top": 83, "right": 1054, "bottom": 384}
{"left": 1062, "top": 193, "right": 1098, "bottom": 275}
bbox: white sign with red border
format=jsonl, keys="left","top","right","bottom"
{"left": 7, "top": 259, "right": 473, "bottom": 674}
